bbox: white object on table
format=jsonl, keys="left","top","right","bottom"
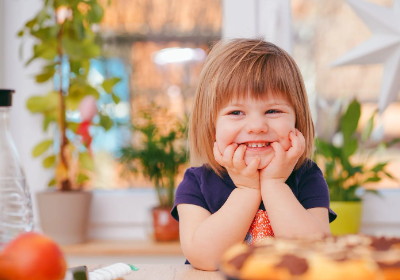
{"left": 89, "top": 262, "right": 136, "bottom": 280}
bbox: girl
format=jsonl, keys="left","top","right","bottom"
{"left": 171, "top": 39, "right": 336, "bottom": 271}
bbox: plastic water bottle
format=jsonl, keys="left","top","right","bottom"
{"left": 0, "top": 89, "right": 34, "bottom": 248}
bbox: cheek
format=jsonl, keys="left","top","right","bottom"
{"left": 280, "top": 135, "right": 292, "bottom": 151}
{"left": 215, "top": 120, "right": 235, "bottom": 152}
{"left": 275, "top": 127, "right": 296, "bottom": 150}
{"left": 215, "top": 129, "right": 229, "bottom": 152}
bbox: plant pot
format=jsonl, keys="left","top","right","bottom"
{"left": 36, "top": 190, "right": 92, "bottom": 245}
{"left": 329, "top": 201, "right": 362, "bottom": 235}
{"left": 151, "top": 206, "right": 179, "bottom": 242}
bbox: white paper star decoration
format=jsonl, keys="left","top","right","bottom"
{"left": 332, "top": 0, "right": 400, "bottom": 113}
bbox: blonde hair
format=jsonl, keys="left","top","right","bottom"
{"left": 189, "top": 39, "right": 314, "bottom": 175}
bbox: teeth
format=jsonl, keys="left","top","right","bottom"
{"left": 246, "top": 143, "right": 268, "bottom": 148}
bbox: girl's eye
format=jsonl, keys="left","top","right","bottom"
{"left": 229, "top": 110, "right": 243, "bottom": 116}
{"left": 266, "top": 109, "right": 281, "bottom": 114}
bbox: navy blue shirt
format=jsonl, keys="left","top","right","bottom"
{"left": 172, "top": 160, "right": 337, "bottom": 222}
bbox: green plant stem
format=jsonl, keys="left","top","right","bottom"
{"left": 56, "top": 18, "right": 71, "bottom": 191}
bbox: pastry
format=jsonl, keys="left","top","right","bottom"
{"left": 220, "top": 235, "right": 399, "bottom": 280}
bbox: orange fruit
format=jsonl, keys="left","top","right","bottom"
{"left": 0, "top": 232, "right": 67, "bottom": 280}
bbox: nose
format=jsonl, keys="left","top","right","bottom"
{"left": 246, "top": 115, "right": 268, "bottom": 134}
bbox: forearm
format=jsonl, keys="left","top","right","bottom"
{"left": 182, "top": 188, "right": 261, "bottom": 270}
{"left": 261, "top": 181, "right": 329, "bottom": 238}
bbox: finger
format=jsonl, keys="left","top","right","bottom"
{"left": 232, "top": 144, "right": 247, "bottom": 169}
{"left": 295, "top": 130, "right": 306, "bottom": 153}
{"left": 288, "top": 130, "right": 305, "bottom": 158}
{"left": 270, "top": 141, "right": 284, "bottom": 158}
{"left": 243, "top": 156, "right": 260, "bottom": 175}
{"left": 222, "top": 143, "right": 238, "bottom": 165}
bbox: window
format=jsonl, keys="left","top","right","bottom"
{"left": 89, "top": 0, "right": 222, "bottom": 189}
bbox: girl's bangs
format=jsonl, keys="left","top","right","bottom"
{"left": 216, "top": 55, "right": 293, "bottom": 107}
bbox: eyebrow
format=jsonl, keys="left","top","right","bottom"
{"left": 226, "top": 100, "right": 291, "bottom": 107}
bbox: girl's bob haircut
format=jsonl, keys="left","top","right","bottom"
{"left": 189, "top": 39, "right": 315, "bottom": 176}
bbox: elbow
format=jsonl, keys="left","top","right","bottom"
{"left": 185, "top": 252, "right": 219, "bottom": 271}
{"left": 182, "top": 241, "right": 220, "bottom": 271}
{"left": 190, "top": 262, "right": 218, "bottom": 271}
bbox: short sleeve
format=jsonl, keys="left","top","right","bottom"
{"left": 297, "top": 162, "right": 337, "bottom": 222}
{"left": 171, "top": 168, "right": 208, "bottom": 221}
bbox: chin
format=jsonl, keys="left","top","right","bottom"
{"left": 245, "top": 156, "right": 271, "bottom": 170}
{"left": 257, "top": 159, "right": 270, "bottom": 170}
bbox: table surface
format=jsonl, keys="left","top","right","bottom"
{"left": 89, "top": 264, "right": 225, "bottom": 280}
{"left": 63, "top": 239, "right": 183, "bottom": 256}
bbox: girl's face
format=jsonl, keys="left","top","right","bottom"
{"left": 215, "top": 94, "right": 296, "bottom": 169}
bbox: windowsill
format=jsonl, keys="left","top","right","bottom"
{"left": 62, "top": 239, "right": 182, "bottom": 256}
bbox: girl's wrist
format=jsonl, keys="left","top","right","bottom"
{"left": 234, "top": 186, "right": 262, "bottom": 199}
{"left": 260, "top": 178, "right": 287, "bottom": 188}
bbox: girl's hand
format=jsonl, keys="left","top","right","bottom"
{"left": 260, "top": 129, "right": 305, "bottom": 184}
{"left": 213, "top": 142, "right": 260, "bottom": 190}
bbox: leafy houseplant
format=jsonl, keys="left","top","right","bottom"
{"left": 18, "top": 0, "right": 120, "bottom": 244}
{"left": 314, "top": 99, "right": 396, "bottom": 202}
{"left": 119, "top": 104, "right": 188, "bottom": 241}
{"left": 314, "top": 99, "right": 398, "bottom": 235}
{"left": 119, "top": 105, "right": 188, "bottom": 208}
{"left": 18, "top": 0, "right": 120, "bottom": 191}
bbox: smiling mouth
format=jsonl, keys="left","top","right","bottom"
{"left": 244, "top": 142, "right": 271, "bottom": 148}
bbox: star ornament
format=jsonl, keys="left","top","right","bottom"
{"left": 331, "top": 0, "right": 400, "bottom": 114}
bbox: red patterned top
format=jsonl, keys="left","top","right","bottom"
{"left": 245, "top": 209, "right": 275, "bottom": 245}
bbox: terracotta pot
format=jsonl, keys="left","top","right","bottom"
{"left": 36, "top": 190, "right": 92, "bottom": 245}
{"left": 151, "top": 206, "right": 179, "bottom": 242}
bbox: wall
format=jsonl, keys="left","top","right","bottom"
{"left": 222, "top": 0, "right": 292, "bottom": 53}
{"left": 0, "top": 0, "right": 4, "bottom": 86}
{"left": 0, "top": 0, "right": 52, "bottom": 228}
{"left": 362, "top": 190, "right": 400, "bottom": 237}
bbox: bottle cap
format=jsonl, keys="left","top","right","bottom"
{"left": 0, "top": 89, "right": 15, "bottom": 107}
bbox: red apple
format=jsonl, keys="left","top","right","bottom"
{"left": 0, "top": 232, "right": 67, "bottom": 280}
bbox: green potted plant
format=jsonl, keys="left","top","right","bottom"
{"left": 18, "top": 0, "right": 120, "bottom": 244}
{"left": 314, "top": 99, "right": 398, "bottom": 235}
{"left": 119, "top": 104, "right": 188, "bottom": 241}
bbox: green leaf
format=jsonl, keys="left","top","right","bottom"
{"left": 35, "top": 68, "right": 56, "bottom": 83}
{"left": 43, "top": 155, "right": 56, "bottom": 168}
{"left": 25, "top": 18, "right": 38, "bottom": 29}
{"left": 79, "top": 152, "right": 95, "bottom": 171}
{"left": 63, "top": 37, "right": 100, "bottom": 60}
{"left": 69, "top": 59, "right": 90, "bottom": 76}
{"left": 364, "top": 177, "right": 381, "bottom": 183}
{"left": 371, "top": 162, "right": 387, "bottom": 172}
{"left": 32, "top": 139, "right": 53, "bottom": 157}
{"left": 31, "top": 26, "right": 58, "bottom": 41}
{"left": 87, "top": 3, "right": 104, "bottom": 23}
{"left": 387, "top": 137, "right": 400, "bottom": 147}
{"left": 383, "top": 171, "right": 395, "bottom": 179}
{"left": 361, "top": 112, "right": 375, "bottom": 142}
{"left": 67, "top": 122, "right": 79, "bottom": 133}
{"left": 26, "top": 91, "right": 58, "bottom": 113}
{"left": 67, "top": 81, "right": 99, "bottom": 110}
{"left": 72, "top": 19, "right": 86, "bottom": 40}
{"left": 340, "top": 99, "right": 360, "bottom": 140}
{"left": 47, "top": 178, "right": 56, "bottom": 187}
{"left": 342, "top": 137, "right": 358, "bottom": 158}
{"left": 32, "top": 41, "right": 57, "bottom": 60}
{"left": 43, "top": 115, "right": 57, "bottom": 131}
{"left": 102, "top": 77, "right": 121, "bottom": 93}
{"left": 77, "top": 173, "right": 90, "bottom": 184}
{"left": 99, "top": 114, "right": 113, "bottom": 130}
{"left": 111, "top": 93, "right": 121, "bottom": 104}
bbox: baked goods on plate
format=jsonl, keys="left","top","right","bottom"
{"left": 220, "top": 235, "right": 400, "bottom": 280}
